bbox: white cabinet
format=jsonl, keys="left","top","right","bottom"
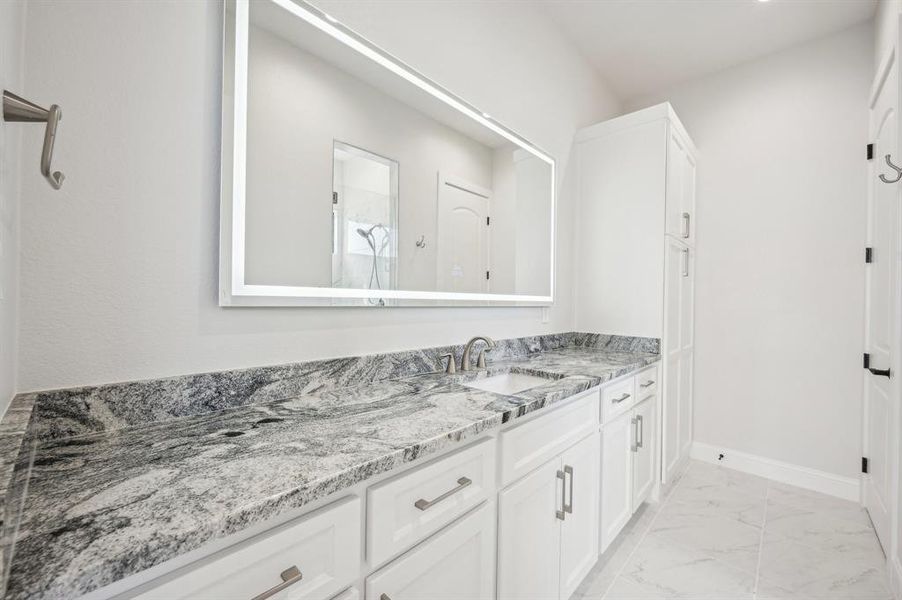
{"left": 662, "top": 236, "right": 694, "bottom": 484}
{"left": 133, "top": 497, "right": 361, "bottom": 600}
{"left": 632, "top": 397, "right": 656, "bottom": 510}
{"left": 600, "top": 368, "right": 660, "bottom": 552}
{"left": 498, "top": 432, "right": 600, "bottom": 600}
{"left": 366, "top": 503, "right": 495, "bottom": 600}
{"left": 575, "top": 103, "right": 697, "bottom": 488}
{"left": 600, "top": 410, "right": 633, "bottom": 553}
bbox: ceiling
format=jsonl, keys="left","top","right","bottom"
{"left": 540, "top": 0, "right": 877, "bottom": 100}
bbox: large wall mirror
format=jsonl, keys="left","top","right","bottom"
{"left": 221, "top": 0, "right": 555, "bottom": 306}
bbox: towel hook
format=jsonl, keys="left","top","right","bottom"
{"left": 2, "top": 90, "right": 65, "bottom": 190}
{"left": 879, "top": 154, "right": 902, "bottom": 184}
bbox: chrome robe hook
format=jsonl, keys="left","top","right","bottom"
{"left": 879, "top": 154, "right": 902, "bottom": 184}
{"left": 2, "top": 90, "right": 65, "bottom": 190}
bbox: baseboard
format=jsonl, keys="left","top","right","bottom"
{"left": 690, "top": 442, "right": 860, "bottom": 502}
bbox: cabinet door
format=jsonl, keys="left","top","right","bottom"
{"left": 366, "top": 503, "right": 495, "bottom": 600}
{"left": 600, "top": 411, "right": 633, "bottom": 553}
{"left": 498, "top": 460, "right": 563, "bottom": 600}
{"left": 559, "top": 433, "right": 600, "bottom": 600}
{"left": 661, "top": 237, "right": 685, "bottom": 485}
{"left": 665, "top": 129, "right": 696, "bottom": 245}
{"left": 632, "top": 398, "right": 656, "bottom": 509}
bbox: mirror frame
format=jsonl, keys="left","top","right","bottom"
{"left": 220, "top": 0, "right": 556, "bottom": 307}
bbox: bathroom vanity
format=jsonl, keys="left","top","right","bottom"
{"left": 0, "top": 334, "right": 667, "bottom": 600}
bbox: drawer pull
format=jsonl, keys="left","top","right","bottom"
{"left": 563, "top": 465, "right": 574, "bottom": 514}
{"left": 414, "top": 477, "right": 472, "bottom": 511}
{"left": 556, "top": 470, "right": 566, "bottom": 520}
{"left": 637, "top": 415, "right": 644, "bottom": 448}
{"left": 251, "top": 566, "right": 302, "bottom": 600}
{"left": 640, "top": 380, "right": 655, "bottom": 388}
{"left": 613, "top": 393, "right": 631, "bottom": 404}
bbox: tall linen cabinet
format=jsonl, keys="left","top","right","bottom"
{"left": 574, "top": 103, "right": 697, "bottom": 486}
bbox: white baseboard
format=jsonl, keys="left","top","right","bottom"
{"left": 690, "top": 442, "right": 860, "bottom": 502}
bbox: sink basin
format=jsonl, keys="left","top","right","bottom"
{"left": 462, "top": 372, "right": 551, "bottom": 395}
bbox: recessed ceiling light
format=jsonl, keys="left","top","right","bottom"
{"left": 757, "top": 0, "right": 770, "bottom": 3}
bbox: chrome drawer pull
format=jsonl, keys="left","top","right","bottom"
{"left": 414, "top": 477, "right": 472, "bottom": 511}
{"left": 631, "top": 416, "right": 639, "bottom": 452}
{"left": 613, "top": 392, "right": 631, "bottom": 404}
{"left": 682, "top": 212, "right": 690, "bottom": 238}
{"left": 637, "top": 415, "right": 644, "bottom": 449}
{"left": 563, "top": 465, "right": 574, "bottom": 514}
{"left": 640, "top": 380, "right": 655, "bottom": 388}
{"left": 556, "top": 470, "right": 566, "bottom": 520}
{"left": 251, "top": 566, "right": 302, "bottom": 600}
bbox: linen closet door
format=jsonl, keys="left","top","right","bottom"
{"left": 662, "top": 237, "right": 691, "bottom": 484}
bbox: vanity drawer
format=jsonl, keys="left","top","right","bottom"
{"left": 499, "top": 390, "right": 599, "bottom": 485}
{"left": 635, "top": 365, "right": 659, "bottom": 400}
{"left": 601, "top": 376, "right": 636, "bottom": 422}
{"left": 367, "top": 438, "right": 495, "bottom": 568}
{"left": 366, "top": 502, "right": 496, "bottom": 600}
{"left": 133, "top": 497, "right": 361, "bottom": 600}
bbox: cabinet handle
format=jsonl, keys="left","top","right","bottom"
{"left": 640, "top": 380, "right": 655, "bottom": 388}
{"left": 681, "top": 248, "right": 689, "bottom": 277}
{"left": 414, "top": 477, "right": 472, "bottom": 511}
{"left": 563, "top": 465, "right": 574, "bottom": 514}
{"left": 613, "top": 392, "right": 631, "bottom": 404}
{"left": 631, "top": 416, "right": 639, "bottom": 452}
{"left": 682, "top": 212, "right": 691, "bottom": 238}
{"left": 556, "top": 470, "right": 566, "bottom": 520}
{"left": 637, "top": 415, "right": 644, "bottom": 449}
{"left": 251, "top": 566, "right": 303, "bottom": 600}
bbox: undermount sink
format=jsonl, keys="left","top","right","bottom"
{"left": 462, "top": 372, "right": 551, "bottom": 395}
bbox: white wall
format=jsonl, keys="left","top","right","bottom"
{"left": 0, "top": 0, "right": 24, "bottom": 414}
{"left": 16, "top": 0, "right": 620, "bottom": 392}
{"left": 876, "top": 0, "right": 901, "bottom": 66}
{"left": 628, "top": 24, "right": 873, "bottom": 479}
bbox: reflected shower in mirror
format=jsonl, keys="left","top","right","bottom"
{"left": 222, "top": 0, "right": 555, "bottom": 306}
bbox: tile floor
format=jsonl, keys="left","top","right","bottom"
{"left": 575, "top": 460, "right": 894, "bottom": 600}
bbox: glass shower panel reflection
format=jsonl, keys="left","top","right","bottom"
{"left": 331, "top": 141, "right": 399, "bottom": 299}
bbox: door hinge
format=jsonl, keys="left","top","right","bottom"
{"left": 486, "top": 270, "right": 490, "bottom": 280}
{"left": 864, "top": 353, "right": 870, "bottom": 369}
{"left": 862, "top": 457, "right": 869, "bottom": 474}
{"left": 865, "top": 247, "right": 873, "bottom": 263}
{"left": 486, "top": 216, "right": 490, "bottom": 226}
{"left": 867, "top": 143, "right": 874, "bottom": 160}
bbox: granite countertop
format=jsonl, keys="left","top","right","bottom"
{"left": 3, "top": 344, "right": 658, "bottom": 599}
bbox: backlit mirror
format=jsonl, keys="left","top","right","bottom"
{"left": 221, "top": 0, "right": 555, "bottom": 306}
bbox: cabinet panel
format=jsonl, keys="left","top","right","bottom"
{"left": 366, "top": 503, "right": 495, "bottom": 600}
{"left": 682, "top": 152, "right": 697, "bottom": 246}
{"left": 665, "top": 132, "right": 687, "bottom": 241}
{"left": 498, "top": 460, "right": 562, "bottom": 600}
{"left": 632, "top": 398, "right": 656, "bottom": 509}
{"left": 134, "top": 497, "right": 361, "bottom": 600}
{"left": 679, "top": 351, "right": 694, "bottom": 460}
{"left": 560, "top": 433, "right": 600, "bottom": 600}
{"left": 600, "top": 376, "right": 636, "bottom": 423}
{"left": 500, "top": 391, "right": 598, "bottom": 486}
{"left": 367, "top": 438, "right": 495, "bottom": 568}
{"left": 600, "top": 411, "right": 633, "bottom": 553}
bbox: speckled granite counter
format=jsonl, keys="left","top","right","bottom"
{"left": 0, "top": 333, "right": 658, "bottom": 599}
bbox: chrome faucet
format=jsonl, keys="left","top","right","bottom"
{"left": 460, "top": 336, "right": 496, "bottom": 371}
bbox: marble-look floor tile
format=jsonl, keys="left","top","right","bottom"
{"left": 607, "top": 534, "right": 756, "bottom": 599}
{"left": 646, "top": 511, "right": 761, "bottom": 575}
{"left": 757, "top": 531, "right": 892, "bottom": 599}
{"left": 664, "top": 483, "right": 765, "bottom": 529}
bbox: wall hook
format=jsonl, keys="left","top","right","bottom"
{"left": 879, "top": 154, "right": 902, "bottom": 184}
{"left": 415, "top": 235, "right": 426, "bottom": 248}
{"left": 2, "top": 90, "right": 65, "bottom": 190}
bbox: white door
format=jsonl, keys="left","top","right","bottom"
{"left": 559, "top": 433, "right": 600, "bottom": 600}
{"left": 864, "top": 50, "right": 899, "bottom": 552}
{"left": 498, "top": 459, "right": 562, "bottom": 600}
{"left": 366, "top": 503, "right": 496, "bottom": 600}
{"left": 436, "top": 174, "right": 490, "bottom": 294}
{"left": 600, "top": 411, "right": 634, "bottom": 553}
{"left": 632, "top": 398, "right": 656, "bottom": 509}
